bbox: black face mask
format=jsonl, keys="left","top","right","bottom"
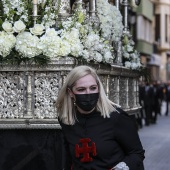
{"left": 74, "top": 93, "right": 99, "bottom": 112}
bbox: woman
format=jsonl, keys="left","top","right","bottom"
{"left": 56, "top": 65, "right": 145, "bottom": 170}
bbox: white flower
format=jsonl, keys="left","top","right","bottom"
{"left": 0, "top": 31, "right": 16, "bottom": 57}
{"left": 93, "top": 52, "right": 103, "bottom": 62}
{"left": 126, "top": 45, "right": 133, "bottom": 52}
{"left": 125, "top": 61, "right": 131, "bottom": 68}
{"left": 97, "top": 0, "right": 123, "bottom": 41}
{"left": 0, "top": 0, "right": 141, "bottom": 70}
{"left": 15, "top": 32, "right": 42, "bottom": 58}
{"left": 2, "top": 21, "right": 14, "bottom": 33}
{"left": 45, "top": 28, "right": 58, "bottom": 37}
{"left": 84, "top": 33, "right": 100, "bottom": 49}
{"left": 40, "top": 28, "right": 71, "bottom": 58}
{"left": 82, "top": 50, "right": 90, "bottom": 60}
{"left": 104, "top": 50, "right": 113, "bottom": 63}
{"left": 30, "top": 24, "right": 45, "bottom": 36}
{"left": 62, "top": 28, "right": 83, "bottom": 57}
{"left": 13, "top": 20, "right": 26, "bottom": 33}
{"left": 123, "top": 52, "right": 130, "bottom": 58}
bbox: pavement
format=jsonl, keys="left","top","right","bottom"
{"left": 138, "top": 101, "right": 170, "bottom": 170}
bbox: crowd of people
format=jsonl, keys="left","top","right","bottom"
{"left": 136, "top": 80, "right": 170, "bottom": 129}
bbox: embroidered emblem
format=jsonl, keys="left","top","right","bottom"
{"left": 75, "top": 138, "right": 96, "bottom": 162}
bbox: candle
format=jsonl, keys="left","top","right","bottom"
{"left": 33, "top": 0, "right": 38, "bottom": 16}
{"left": 33, "top": 0, "right": 38, "bottom": 4}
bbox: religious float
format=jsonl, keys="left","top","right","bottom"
{"left": 0, "top": 0, "right": 142, "bottom": 169}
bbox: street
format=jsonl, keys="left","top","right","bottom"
{"left": 139, "top": 102, "right": 170, "bottom": 170}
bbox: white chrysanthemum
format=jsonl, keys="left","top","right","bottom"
{"left": 15, "top": 32, "right": 42, "bottom": 58}
{"left": 0, "top": 31, "right": 16, "bottom": 57}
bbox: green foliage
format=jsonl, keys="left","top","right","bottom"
{"left": 0, "top": 50, "right": 50, "bottom": 66}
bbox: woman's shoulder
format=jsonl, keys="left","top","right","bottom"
{"left": 110, "top": 107, "right": 133, "bottom": 124}
{"left": 110, "top": 107, "right": 129, "bottom": 117}
{"left": 110, "top": 107, "right": 138, "bottom": 130}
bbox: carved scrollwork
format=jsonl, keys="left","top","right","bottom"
{"left": 0, "top": 59, "right": 141, "bottom": 129}
{"left": 0, "top": 72, "right": 26, "bottom": 118}
{"left": 33, "top": 71, "right": 62, "bottom": 119}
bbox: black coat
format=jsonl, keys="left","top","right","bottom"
{"left": 59, "top": 108, "right": 145, "bottom": 170}
{"left": 165, "top": 85, "right": 170, "bottom": 101}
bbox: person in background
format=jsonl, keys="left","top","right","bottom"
{"left": 138, "top": 80, "right": 145, "bottom": 128}
{"left": 165, "top": 80, "right": 170, "bottom": 116}
{"left": 143, "top": 81, "right": 154, "bottom": 126}
{"left": 151, "top": 80, "right": 161, "bottom": 123}
{"left": 156, "top": 80, "right": 164, "bottom": 115}
{"left": 56, "top": 65, "right": 145, "bottom": 170}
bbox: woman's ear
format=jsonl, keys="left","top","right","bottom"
{"left": 67, "top": 88, "right": 74, "bottom": 98}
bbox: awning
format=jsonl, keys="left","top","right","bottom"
{"left": 147, "top": 54, "right": 161, "bottom": 66}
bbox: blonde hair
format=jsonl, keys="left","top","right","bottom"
{"left": 56, "top": 65, "right": 118, "bottom": 125}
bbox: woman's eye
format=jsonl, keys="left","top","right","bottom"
{"left": 90, "top": 86, "right": 97, "bottom": 90}
{"left": 77, "top": 89, "right": 85, "bottom": 92}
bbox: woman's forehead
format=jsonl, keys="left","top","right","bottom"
{"left": 74, "top": 74, "right": 97, "bottom": 87}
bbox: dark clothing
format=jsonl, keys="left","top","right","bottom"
{"left": 165, "top": 85, "right": 170, "bottom": 115}
{"left": 59, "top": 108, "right": 145, "bottom": 170}
{"left": 152, "top": 86, "right": 162, "bottom": 122}
{"left": 142, "top": 85, "right": 154, "bottom": 125}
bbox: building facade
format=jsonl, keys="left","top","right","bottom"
{"left": 152, "top": 0, "right": 170, "bottom": 81}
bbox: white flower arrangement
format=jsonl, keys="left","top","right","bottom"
{"left": 0, "top": 31, "right": 16, "bottom": 57}
{"left": 0, "top": 0, "right": 142, "bottom": 70}
{"left": 122, "top": 35, "right": 142, "bottom": 70}
{"left": 97, "top": 0, "right": 123, "bottom": 41}
{"left": 15, "top": 31, "right": 42, "bottom": 58}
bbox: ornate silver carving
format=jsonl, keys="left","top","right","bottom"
{"left": 119, "top": 77, "right": 129, "bottom": 109}
{"left": 0, "top": 72, "right": 26, "bottom": 119}
{"left": 25, "top": 72, "right": 33, "bottom": 118}
{"left": 133, "top": 78, "right": 137, "bottom": 108}
{"left": 120, "top": 0, "right": 129, "bottom": 32}
{"left": 113, "top": 41, "right": 122, "bottom": 65}
{"left": 84, "top": 0, "right": 100, "bottom": 30}
{"left": 54, "top": 0, "right": 71, "bottom": 14}
{"left": 0, "top": 60, "right": 141, "bottom": 129}
{"left": 54, "top": 0, "right": 71, "bottom": 26}
{"left": 0, "top": 119, "right": 60, "bottom": 129}
{"left": 109, "top": 76, "right": 120, "bottom": 105}
{"left": 72, "top": 0, "right": 86, "bottom": 14}
{"left": 33, "top": 71, "right": 61, "bottom": 119}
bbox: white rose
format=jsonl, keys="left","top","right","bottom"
{"left": 2, "top": 21, "right": 14, "bottom": 33}
{"left": 13, "top": 20, "right": 26, "bottom": 33}
{"left": 45, "top": 28, "right": 58, "bottom": 37}
{"left": 30, "top": 24, "right": 45, "bottom": 36}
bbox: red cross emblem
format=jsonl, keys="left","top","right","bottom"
{"left": 75, "top": 138, "right": 97, "bottom": 162}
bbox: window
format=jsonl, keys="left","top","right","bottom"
{"left": 155, "top": 14, "right": 160, "bottom": 43}
{"left": 137, "top": 15, "right": 153, "bottom": 43}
